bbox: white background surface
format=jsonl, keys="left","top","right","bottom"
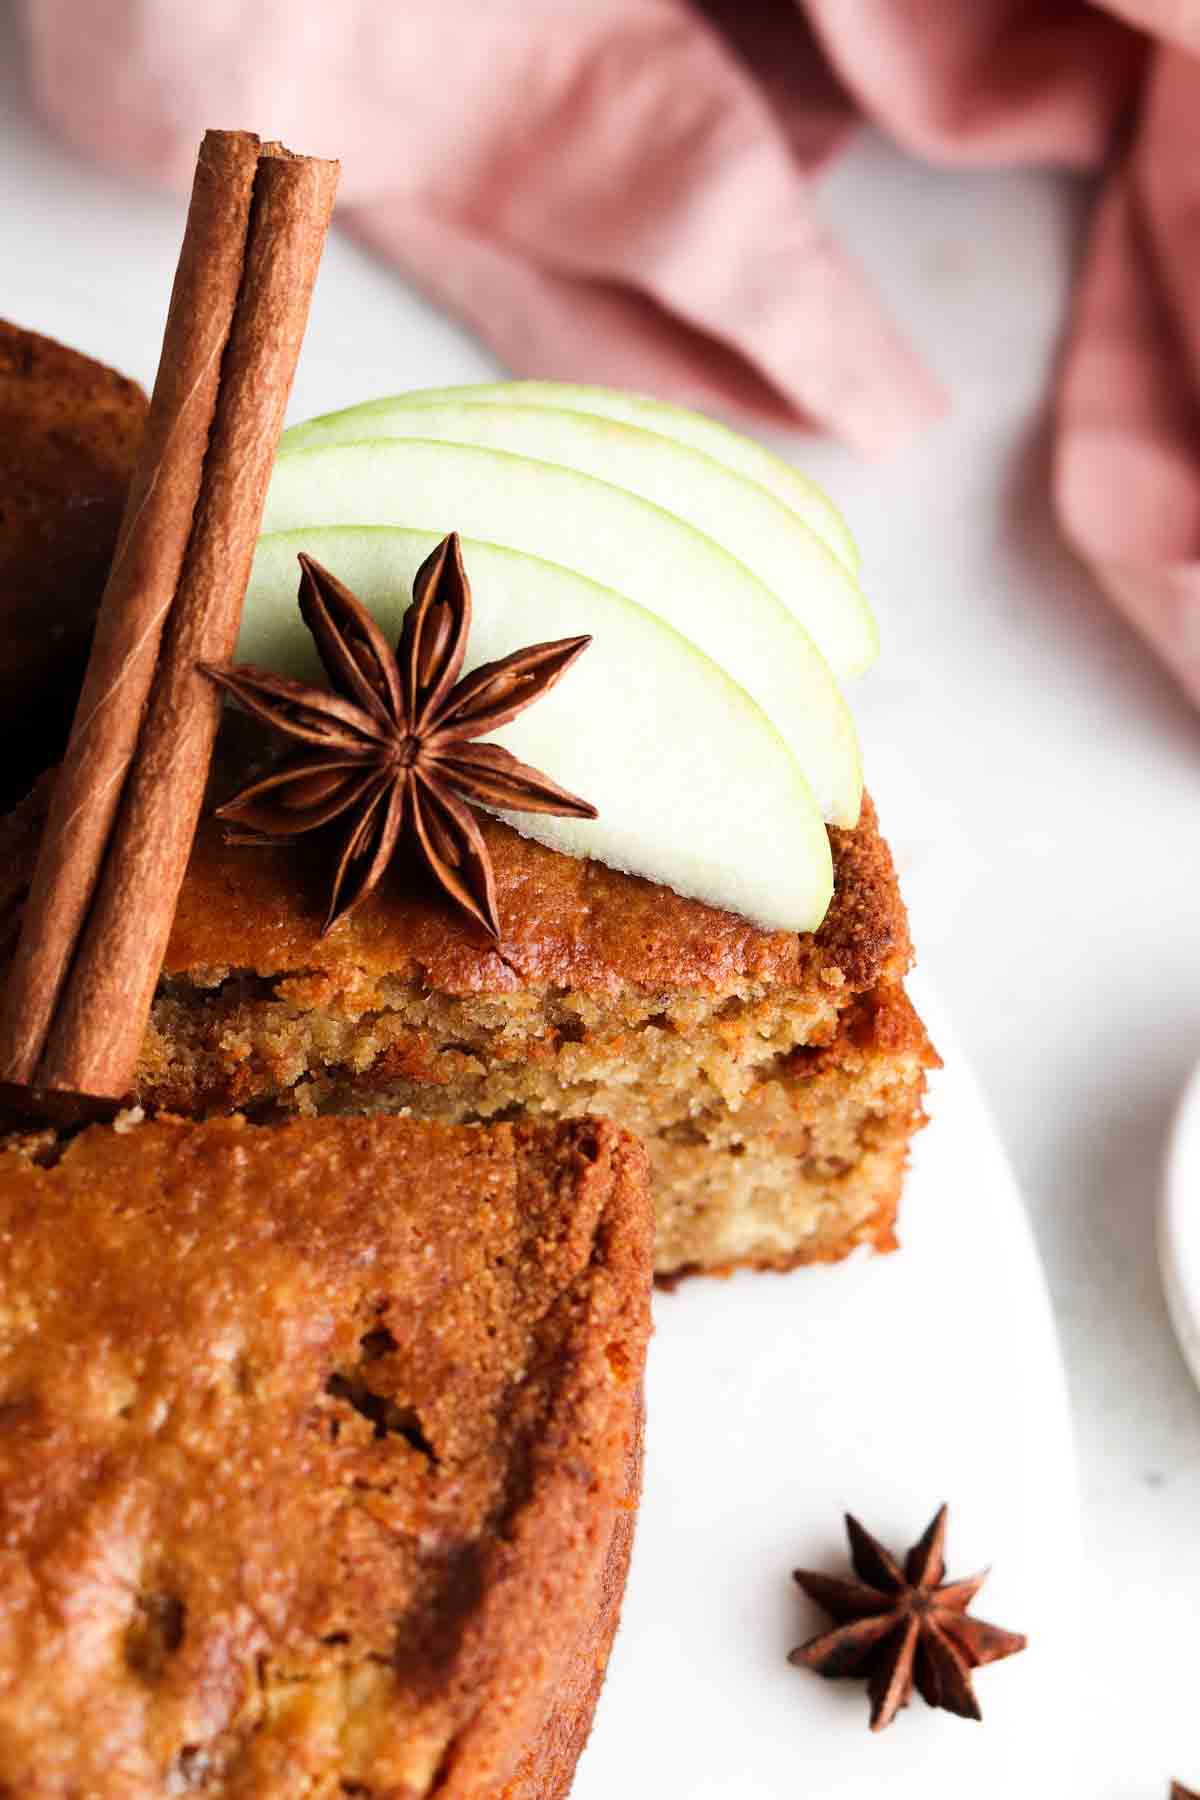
{"left": 3, "top": 8, "right": 1199, "bottom": 1790}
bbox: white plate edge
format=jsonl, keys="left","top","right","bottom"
{"left": 1159, "top": 1056, "right": 1200, "bottom": 1390}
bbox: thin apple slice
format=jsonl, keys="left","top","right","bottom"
{"left": 264, "top": 439, "right": 862, "bottom": 827}
{"left": 244, "top": 527, "right": 834, "bottom": 931}
{"left": 281, "top": 398, "right": 875, "bottom": 680}
{"left": 283, "top": 380, "right": 858, "bottom": 574}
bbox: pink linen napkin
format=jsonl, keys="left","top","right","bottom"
{"left": 17, "top": 0, "right": 1200, "bottom": 706}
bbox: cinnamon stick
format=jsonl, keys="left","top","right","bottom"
{"left": 0, "top": 130, "right": 261, "bottom": 1086}
{"left": 1, "top": 136, "right": 338, "bottom": 1098}
{"left": 42, "top": 149, "right": 337, "bottom": 1095}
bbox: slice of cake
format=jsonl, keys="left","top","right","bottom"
{"left": 149, "top": 795, "right": 934, "bottom": 1277}
{"left": 0, "top": 320, "right": 146, "bottom": 801}
{"left": 0, "top": 1111, "right": 651, "bottom": 1797}
{"left": 16, "top": 763, "right": 937, "bottom": 1287}
{"left": 0, "top": 761, "right": 935, "bottom": 1278}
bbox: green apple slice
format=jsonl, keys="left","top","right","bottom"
{"left": 264, "top": 440, "right": 862, "bottom": 827}
{"left": 285, "top": 381, "right": 858, "bottom": 573}
{"left": 244, "top": 527, "right": 834, "bottom": 931}
{"left": 281, "top": 398, "right": 876, "bottom": 680}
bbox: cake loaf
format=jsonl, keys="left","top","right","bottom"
{"left": 0, "top": 1112, "right": 651, "bottom": 1797}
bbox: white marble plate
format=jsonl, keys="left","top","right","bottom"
{"left": 573, "top": 973, "right": 1080, "bottom": 1798}
{"left": 1160, "top": 1058, "right": 1200, "bottom": 1392}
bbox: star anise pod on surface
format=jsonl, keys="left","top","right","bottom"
{"left": 789, "top": 1505, "right": 1027, "bottom": 1733}
{"left": 200, "top": 534, "right": 595, "bottom": 938}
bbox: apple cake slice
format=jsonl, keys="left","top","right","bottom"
{"left": 0, "top": 758, "right": 934, "bottom": 1278}
{"left": 0, "top": 1110, "right": 651, "bottom": 1798}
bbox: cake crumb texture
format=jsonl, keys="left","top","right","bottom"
{"left": 0, "top": 1113, "right": 651, "bottom": 1797}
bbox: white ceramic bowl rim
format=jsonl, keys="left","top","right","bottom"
{"left": 1160, "top": 1058, "right": 1200, "bottom": 1390}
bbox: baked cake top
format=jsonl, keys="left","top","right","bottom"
{"left": 0, "top": 1112, "right": 651, "bottom": 1796}
{"left": 0, "top": 319, "right": 146, "bottom": 711}
{"left": 0, "top": 737, "right": 908, "bottom": 1014}
{"left": 158, "top": 787, "right": 908, "bottom": 1003}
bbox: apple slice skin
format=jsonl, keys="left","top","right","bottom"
{"left": 244, "top": 527, "right": 834, "bottom": 933}
{"left": 283, "top": 379, "right": 860, "bottom": 577}
{"left": 264, "top": 438, "right": 863, "bottom": 829}
{"left": 280, "top": 398, "right": 876, "bottom": 681}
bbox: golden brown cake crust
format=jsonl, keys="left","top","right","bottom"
{"left": 0, "top": 1113, "right": 651, "bottom": 1798}
{"left": 0, "top": 320, "right": 145, "bottom": 739}
{"left": 498, "top": 1417, "right": 642, "bottom": 1800}
{"left": 0, "top": 777, "right": 907, "bottom": 1016}
{"left": 159, "top": 789, "right": 908, "bottom": 1003}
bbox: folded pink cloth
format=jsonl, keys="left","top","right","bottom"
{"left": 18, "top": 0, "right": 1200, "bottom": 705}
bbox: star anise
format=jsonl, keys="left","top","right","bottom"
{"left": 1172, "top": 1785, "right": 1199, "bottom": 1798}
{"left": 200, "top": 533, "right": 595, "bottom": 938}
{"left": 789, "top": 1505, "right": 1027, "bottom": 1732}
